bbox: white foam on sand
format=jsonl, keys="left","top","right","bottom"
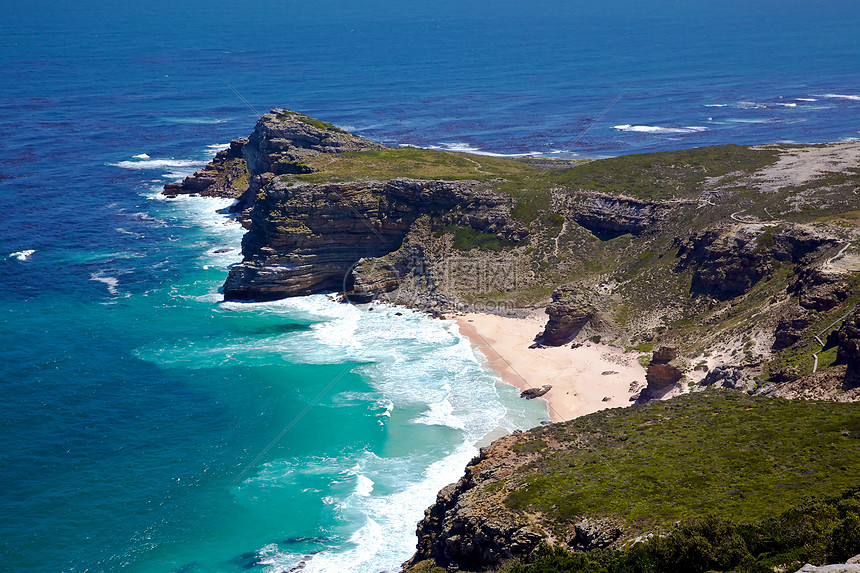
{"left": 8, "top": 249, "right": 35, "bottom": 261}
{"left": 613, "top": 124, "right": 708, "bottom": 134}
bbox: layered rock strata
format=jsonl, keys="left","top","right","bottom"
{"left": 222, "top": 178, "right": 522, "bottom": 301}
{"left": 640, "top": 345, "right": 688, "bottom": 401}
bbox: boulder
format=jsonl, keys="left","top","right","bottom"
{"left": 521, "top": 385, "right": 552, "bottom": 399}
{"left": 540, "top": 283, "right": 596, "bottom": 346}
{"left": 569, "top": 517, "right": 622, "bottom": 550}
{"left": 640, "top": 345, "right": 688, "bottom": 401}
{"left": 645, "top": 345, "right": 685, "bottom": 389}
{"left": 701, "top": 366, "right": 757, "bottom": 394}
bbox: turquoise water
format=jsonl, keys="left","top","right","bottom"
{"left": 1, "top": 0, "right": 858, "bottom": 571}
{"left": 1, "top": 183, "right": 547, "bottom": 572}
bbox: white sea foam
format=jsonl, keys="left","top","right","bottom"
{"left": 89, "top": 271, "right": 120, "bottom": 296}
{"left": 412, "top": 398, "right": 464, "bottom": 429}
{"left": 156, "top": 293, "right": 543, "bottom": 573}
{"left": 130, "top": 147, "right": 547, "bottom": 572}
{"left": 613, "top": 124, "right": 708, "bottom": 134}
{"left": 132, "top": 153, "right": 150, "bottom": 159}
{"left": 254, "top": 441, "right": 491, "bottom": 573}
{"left": 795, "top": 98, "right": 818, "bottom": 102}
{"left": 704, "top": 103, "right": 728, "bottom": 107}
{"left": 110, "top": 158, "right": 200, "bottom": 170}
{"left": 425, "top": 142, "right": 536, "bottom": 157}
{"left": 353, "top": 473, "right": 374, "bottom": 497}
{"left": 724, "top": 118, "right": 773, "bottom": 124}
{"left": 820, "top": 93, "right": 860, "bottom": 101}
{"left": 8, "top": 249, "right": 35, "bottom": 261}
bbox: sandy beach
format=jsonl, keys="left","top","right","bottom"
{"left": 455, "top": 312, "right": 646, "bottom": 422}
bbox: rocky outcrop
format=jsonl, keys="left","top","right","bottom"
{"left": 539, "top": 283, "right": 596, "bottom": 345}
{"left": 223, "top": 178, "right": 522, "bottom": 301}
{"left": 241, "top": 108, "right": 385, "bottom": 177}
{"left": 163, "top": 138, "right": 250, "bottom": 198}
{"left": 405, "top": 433, "right": 548, "bottom": 571}
{"left": 570, "top": 517, "right": 623, "bottom": 550}
{"left": 772, "top": 307, "right": 815, "bottom": 351}
{"left": 794, "top": 562, "right": 860, "bottom": 573}
{"left": 837, "top": 308, "right": 860, "bottom": 390}
{"left": 755, "top": 365, "right": 860, "bottom": 401}
{"left": 676, "top": 224, "right": 838, "bottom": 299}
{"left": 520, "top": 385, "right": 552, "bottom": 399}
{"left": 163, "top": 109, "right": 384, "bottom": 211}
{"left": 569, "top": 192, "right": 676, "bottom": 240}
{"left": 701, "top": 366, "right": 757, "bottom": 393}
{"left": 794, "top": 268, "right": 850, "bottom": 312}
{"left": 640, "top": 345, "right": 688, "bottom": 400}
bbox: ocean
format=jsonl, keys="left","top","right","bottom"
{"left": 0, "top": 1, "right": 858, "bottom": 571}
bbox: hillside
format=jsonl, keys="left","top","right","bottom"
{"left": 165, "top": 109, "right": 860, "bottom": 393}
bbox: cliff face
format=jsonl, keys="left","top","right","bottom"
{"left": 568, "top": 192, "right": 678, "bottom": 240}
{"left": 162, "top": 108, "right": 384, "bottom": 214}
{"left": 222, "top": 177, "right": 519, "bottom": 301}
{"left": 675, "top": 224, "right": 838, "bottom": 299}
{"left": 407, "top": 432, "right": 547, "bottom": 571}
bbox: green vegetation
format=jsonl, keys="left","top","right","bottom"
{"left": 542, "top": 145, "right": 781, "bottom": 201}
{"left": 275, "top": 109, "right": 346, "bottom": 132}
{"left": 231, "top": 172, "right": 249, "bottom": 190}
{"left": 504, "top": 491, "right": 860, "bottom": 572}
{"left": 504, "top": 391, "right": 860, "bottom": 530}
{"left": 435, "top": 223, "right": 520, "bottom": 252}
{"left": 298, "top": 147, "right": 538, "bottom": 182}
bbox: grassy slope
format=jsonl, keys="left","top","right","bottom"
{"left": 503, "top": 391, "right": 860, "bottom": 532}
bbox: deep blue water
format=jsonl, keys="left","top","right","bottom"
{"left": 1, "top": 1, "right": 859, "bottom": 571}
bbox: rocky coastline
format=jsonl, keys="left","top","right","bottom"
{"left": 165, "top": 109, "right": 860, "bottom": 572}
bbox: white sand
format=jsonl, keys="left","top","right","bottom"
{"left": 455, "top": 312, "right": 646, "bottom": 422}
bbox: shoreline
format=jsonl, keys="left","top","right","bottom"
{"left": 454, "top": 311, "right": 646, "bottom": 423}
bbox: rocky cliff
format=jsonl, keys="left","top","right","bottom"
{"left": 222, "top": 177, "right": 520, "bottom": 301}
{"left": 165, "top": 111, "right": 860, "bottom": 390}
{"left": 164, "top": 138, "right": 250, "bottom": 199}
